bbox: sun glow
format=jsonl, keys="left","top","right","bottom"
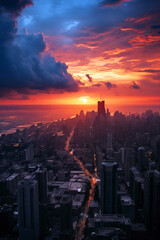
{"left": 78, "top": 96, "right": 90, "bottom": 104}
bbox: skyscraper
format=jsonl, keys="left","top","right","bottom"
{"left": 60, "top": 195, "right": 73, "bottom": 237}
{"left": 18, "top": 178, "right": 39, "bottom": 240}
{"left": 124, "top": 148, "right": 135, "bottom": 182}
{"left": 152, "top": 170, "right": 160, "bottom": 232}
{"left": 36, "top": 168, "right": 48, "bottom": 203}
{"left": 25, "top": 144, "right": 34, "bottom": 162}
{"left": 101, "top": 161, "right": 117, "bottom": 214}
{"left": 98, "top": 101, "right": 105, "bottom": 116}
{"left": 138, "top": 146, "right": 148, "bottom": 172}
{"left": 144, "top": 170, "right": 154, "bottom": 231}
{"left": 107, "top": 133, "right": 112, "bottom": 149}
{"left": 144, "top": 170, "right": 160, "bottom": 233}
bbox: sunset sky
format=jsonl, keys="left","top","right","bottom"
{"left": 0, "top": 0, "right": 160, "bottom": 108}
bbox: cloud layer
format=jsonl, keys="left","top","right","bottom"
{"left": 0, "top": 0, "right": 78, "bottom": 98}
{"left": 100, "top": 0, "right": 132, "bottom": 7}
{"left": 0, "top": 0, "right": 33, "bottom": 17}
{"left": 0, "top": 0, "right": 160, "bottom": 103}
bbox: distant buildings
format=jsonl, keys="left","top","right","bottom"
{"left": 18, "top": 178, "right": 39, "bottom": 240}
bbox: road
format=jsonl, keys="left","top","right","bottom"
{"left": 65, "top": 129, "right": 98, "bottom": 240}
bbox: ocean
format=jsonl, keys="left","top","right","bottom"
{"left": 0, "top": 105, "right": 159, "bottom": 135}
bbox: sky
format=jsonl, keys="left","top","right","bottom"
{"left": 0, "top": 0, "right": 160, "bottom": 107}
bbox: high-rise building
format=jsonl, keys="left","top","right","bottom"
{"left": 121, "top": 195, "right": 135, "bottom": 222}
{"left": 153, "top": 136, "right": 160, "bottom": 169}
{"left": 101, "top": 161, "right": 117, "bottom": 214}
{"left": 107, "top": 133, "right": 112, "bottom": 149}
{"left": 25, "top": 144, "right": 34, "bottom": 161}
{"left": 6, "top": 173, "right": 19, "bottom": 195}
{"left": 60, "top": 195, "right": 73, "bottom": 237}
{"left": 144, "top": 170, "right": 160, "bottom": 233}
{"left": 133, "top": 176, "right": 144, "bottom": 217}
{"left": 152, "top": 170, "right": 160, "bottom": 232}
{"left": 124, "top": 148, "right": 135, "bottom": 182}
{"left": 138, "top": 147, "right": 148, "bottom": 172}
{"left": 18, "top": 178, "right": 39, "bottom": 240}
{"left": 36, "top": 168, "right": 48, "bottom": 203}
{"left": 129, "top": 167, "right": 140, "bottom": 198}
{"left": 144, "top": 170, "right": 154, "bottom": 231}
{"left": 0, "top": 204, "right": 14, "bottom": 234}
{"left": 98, "top": 101, "right": 105, "bottom": 116}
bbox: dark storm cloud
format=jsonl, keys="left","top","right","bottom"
{"left": 138, "top": 69, "right": 160, "bottom": 73}
{"left": 0, "top": 0, "right": 33, "bottom": 17}
{"left": 151, "top": 25, "right": 160, "bottom": 29}
{"left": 0, "top": 89, "right": 29, "bottom": 100}
{"left": 100, "top": 0, "right": 131, "bottom": 7}
{"left": 0, "top": 1, "right": 78, "bottom": 97}
{"left": 86, "top": 74, "right": 93, "bottom": 82}
{"left": 103, "top": 81, "right": 117, "bottom": 89}
{"left": 92, "top": 83, "right": 102, "bottom": 87}
{"left": 130, "top": 81, "right": 140, "bottom": 89}
{"left": 77, "top": 80, "right": 85, "bottom": 86}
{"left": 0, "top": 13, "right": 17, "bottom": 42}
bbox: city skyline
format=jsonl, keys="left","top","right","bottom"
{"left": 0, "top": 100, "right": 160, "bottom": 239}
{"left": 0, "top": 0, "right": 160, "bottom": 110}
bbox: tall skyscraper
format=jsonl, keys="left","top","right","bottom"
{"left": 25, "top": 144, "right": 34, "bottom": 161}
{"left": 152, "top": 170, "right": 160, "bottom": 232}
{"left": 144, "top": 170, "right": 154, "bottom": 231}
{"left": 124, "top": 148, "right": 135, "bottom": 182}
{"left": 60, "top": 195, "right": 73, "bottom": 237}
{"left": 98, "top": 101, "right": 105, "bottom": 116}
{"left": 18, "top": 178, "right": 39, "bottom": 240}
{"left": 101, "top": 161, "right": 117, "bottom": 214}
{"left": 129, "top": 167, "right": 140, "bottom": 198}
{"left": 107, "top": 133, "right": 112, "bottom": 149}
{"left": 138, "top": 146, "right": 148, "bottom": 172}
{"left": 36, "top": 168, "right": 48, "bottom": 203}
{"left": 144, "top": 170, "right": 160, "bottom": 233}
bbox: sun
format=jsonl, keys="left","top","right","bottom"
{"left": 78, "top": 96, "right": 90, "bottom": 104}
{"left": 82, "top": 98, "right": 87, "bottom": 103}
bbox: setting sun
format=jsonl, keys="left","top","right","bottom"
{"left": 78, "top": 96, "right": 90, "bottom": 104}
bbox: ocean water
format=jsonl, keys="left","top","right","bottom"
{"left": 0, "top": 105, "right": 159, "bottom": 135}
{"left": 0, "top": 105, "right": 96, "bottom": 135}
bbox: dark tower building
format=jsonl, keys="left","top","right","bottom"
{"left": 138, "top": 146, "right": 148, "bottom": 172}
{"left": 60, "top": 195, "right": 73, "bottom": 237}
{"left": 18, "top": 178, "right": 39, "bottom": 240}
{"left": 144, "top": 170, "right": 160, "bottom": 233}
{"left": 98, "top": 101, "right": 105, "bottom": 116}
{"left": 152, "top": 170, "right": 160, "bottom": 233}
{"left": 144, "top": 170, "right": 154, "bottom": 231}
{"left": 101, "top": 161, "right": 117, "bottom": 214}
{"left": 35, "top": 169, "right": 48, "bottom": 237}
{"left": 36, "top": 168, "right": 48, "bottom": 203}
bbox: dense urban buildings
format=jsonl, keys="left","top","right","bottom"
{"left": 0, "top": 101, "right": 160, "bottom": 239}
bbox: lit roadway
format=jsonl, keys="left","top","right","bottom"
{"left": 65, "top": 129, "right": 98, "bottom": 240}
